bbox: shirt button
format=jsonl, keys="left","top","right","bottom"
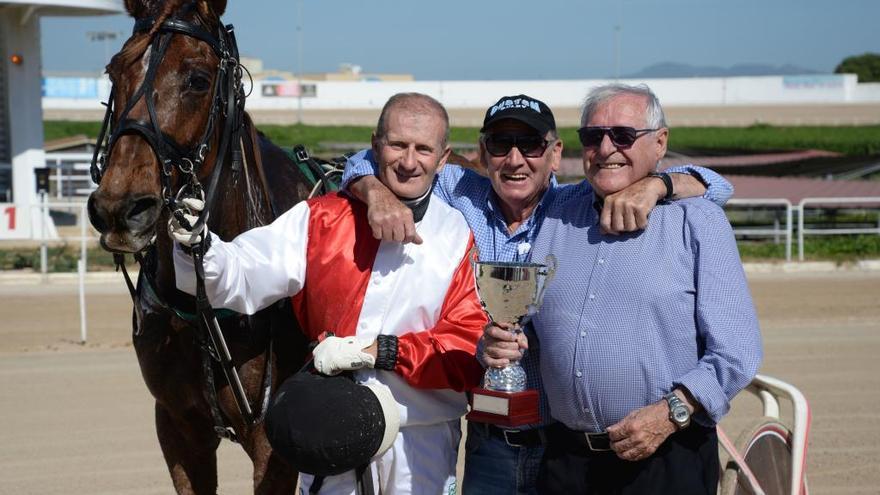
{"left": 580, "top": 331, "right": 586, "bottom": 337}
{"left": 575, "top": 371, "right": 582, "bottom": 378}
{"left": 589, "top": 293, "right": 596, "bottom": 300}
{"left": 597, "top": 258, "right": 605, "bottom": 265}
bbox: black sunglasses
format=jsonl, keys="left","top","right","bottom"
{"left": 483, "top": 134, "right": 551, "bottom": 158}
{"left": 577, "top": 126, "right": 658, "bottom": 149}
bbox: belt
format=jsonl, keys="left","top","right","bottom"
{"left": 484, "top": 424, "right": 546, "bottom": 448}
{"left": 546, "top": 423, "right": 614, "bottom": 453}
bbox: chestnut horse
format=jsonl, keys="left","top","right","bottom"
{"left": 87, "top": 0, "right": 316, "bottom": 492}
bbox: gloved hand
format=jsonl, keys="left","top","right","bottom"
{"left": 168, "top": 197, "right": 208, "bottom": 247}
{"left": 312, "top": 335, "right": 376, "bottom": 376}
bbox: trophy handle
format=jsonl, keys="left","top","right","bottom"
{"left": 468, "top": 245, "right": 480, "bottom": 267}
{"left": 544, "top": 254, "right": 557, "bottom": 283}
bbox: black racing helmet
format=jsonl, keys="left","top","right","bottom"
{"left": 265, "top": 370, "right": 400, "bottom": 476}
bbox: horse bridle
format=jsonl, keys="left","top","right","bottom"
{"left": 90, "top": 3, "right": 267, "bottom": 435}
{"left": 91, "top": 1, "right": 246, "bottom": 229}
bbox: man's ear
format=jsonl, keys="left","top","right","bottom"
{"left": 371, "top": 132, "right": 380, "bottom": 156}
{"left": 436, "top": 145, "right": 452, "bottom": 173}
{"left": 550, "top": 138, "right": 563, "bottom": 173}
{"left": 654, "top": 128, "right": 669, "bottom": 162}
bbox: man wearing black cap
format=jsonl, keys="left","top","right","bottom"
{"left": 170, "top": 92, "right": 487, "bottom": 494}
{"left": 340, "top": 94, "right": 733, "bottom": 494}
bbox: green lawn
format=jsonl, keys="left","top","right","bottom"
{"left": 46, "top": 121, "right": 880, "bottom": 157}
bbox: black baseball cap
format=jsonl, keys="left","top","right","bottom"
{"left": 480, "top": 94, "right": 556, "bottom": 135}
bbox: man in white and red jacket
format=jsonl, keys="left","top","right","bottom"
{"left": 171, "top": 93, "right": 486, "bottom": 494}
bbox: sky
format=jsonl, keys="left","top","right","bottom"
{"left": 40, "top": 0, "right": 880, "bottom": 80}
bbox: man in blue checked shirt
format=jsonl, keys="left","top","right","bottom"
{"left": 341, "top": 93, "right": 733, "bottom": 495}
{"left": 493, "top": 83, "right": 762, "bottom": 494}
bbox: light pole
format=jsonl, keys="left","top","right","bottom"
{"left": 296, "top": 0, "right": 304, "bottom": 125}
{"left": 613, "top": 25, "right": 621, "bottom": 80}
{"left": 87, "top": 31, "right": 121, "bottom": 68}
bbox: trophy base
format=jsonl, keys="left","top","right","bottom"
{"left": 466, "top": 388, "right": 540, "bottom": 427}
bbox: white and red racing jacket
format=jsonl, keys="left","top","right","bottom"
{"left": 174, "top": 192, "right": 486, "bottom": 426}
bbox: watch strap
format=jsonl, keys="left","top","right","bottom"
{"left": 649, "top": 172, "right": 674, "bottom": 202}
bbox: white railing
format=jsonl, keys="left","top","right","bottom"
{"left": 727, "top": 198, "right": 794, "bottom": 262}
{"left": 30, "top": 197, "right": 96, "bottom": 343}
{"left": 44, "top": 152, "right": 96, "bottom": 198}
{"left": 797, "top": 197, "right": 880, "bottom": 261}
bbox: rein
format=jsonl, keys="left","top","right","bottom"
{"left": 91, "top": 3, "right": 264, "bottom": 440}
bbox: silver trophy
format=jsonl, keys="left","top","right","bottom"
{"left": 473, "top": 256, "right": 556, "bottom": 393}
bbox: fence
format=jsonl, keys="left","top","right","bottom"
{"left": 44, "top": 152, "right": 96, "bottom": 199}
{"left": 797, "top": 197, "right": 880, "bottom": 261}
{"left": 727, "top": 198, "right": 794, "bottom": 262}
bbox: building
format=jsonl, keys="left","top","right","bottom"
{"left": 0, "top": 0, "right": 123, "bottom": 240}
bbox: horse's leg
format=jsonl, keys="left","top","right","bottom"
{"left": 155, "top": 402, "right": 222, "bottom": 495}
{"left": 243, "top": 422, "right": 297, "bottom": 494}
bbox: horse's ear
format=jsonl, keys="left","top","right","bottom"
{"left": 203, "top": 0, "right": 227, "bottom": 17}
{"left": 124, "top": 0, "right": 149, "bottom": 18}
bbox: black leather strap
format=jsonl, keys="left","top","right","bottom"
{"left": 649, "top": 172, "right": 674, "bottom": 202}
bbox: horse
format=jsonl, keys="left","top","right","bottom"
{"left": 86, "top": 0, "right": 317, "bottom": 492}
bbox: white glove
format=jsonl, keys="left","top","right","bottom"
{"left": 312, "top": 335, "right": 376, "bottom": 376}
{"left": 168, "top": 197, "right": 207, "bottom": 247}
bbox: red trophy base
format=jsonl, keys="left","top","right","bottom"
{"left": 466, "top": 388, "right": 540, "bottom": 427}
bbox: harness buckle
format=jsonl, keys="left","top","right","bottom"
{"left": 295, "top": 146, "right": 310, "bottom": 162}
{"left": 162, "top": 159, "right": 174, "bottom": 177}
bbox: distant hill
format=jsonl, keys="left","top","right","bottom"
{"left": 623, "top": 62, "right": 822, "bottom": 79}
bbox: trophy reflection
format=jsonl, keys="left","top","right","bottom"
{"left": 467, "top": 255, "right": 556, "bottom": 427}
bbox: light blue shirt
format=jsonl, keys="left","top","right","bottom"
{"left": 530, "top": 195, "right": 762, "bottom": 432}
{"left": 342, "top": 149, "right": 735, "bottom": 428}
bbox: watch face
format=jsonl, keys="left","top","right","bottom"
{"left": 673, "top": 407, "right": 689, "bottom": 423}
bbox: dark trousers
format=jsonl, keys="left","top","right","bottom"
{"left": 537, "top": 423, "right": 719, "bottom": 495}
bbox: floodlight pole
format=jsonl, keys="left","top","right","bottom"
{"left": 296, "top": 0, "right": 304, "bottom": 124}
{"left": 614, "top": 25, "right": 621, "bottom": 81}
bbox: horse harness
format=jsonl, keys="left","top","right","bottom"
{"left": 90, "top": 3, "right": 340, "bottom": 443}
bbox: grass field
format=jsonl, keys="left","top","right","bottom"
{"left": 45, "top": 121, "right": 880, "bottom": 157}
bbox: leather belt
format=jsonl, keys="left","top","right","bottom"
{"left": 547, "top": 423, "right": 614, "bottom": 453}
{"left": 484, "top": 424, "right": 546, "bottom": 448}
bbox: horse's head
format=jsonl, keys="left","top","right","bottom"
{"left": 88, "top": 0, "right": 239, "bottom": 253}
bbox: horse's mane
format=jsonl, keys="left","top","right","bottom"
{"left": 108, "top": 0, "right": 220, "bottom": 75}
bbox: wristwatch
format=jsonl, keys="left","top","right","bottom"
{"left": 664, "top": 391, "right": 691, "bottom": 430}
{"left": 648, "top": 172, "right": 674, "bottom": 202}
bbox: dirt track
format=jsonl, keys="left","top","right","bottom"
{"left": 0, "top": 269, "right": 878, "bottom": 494}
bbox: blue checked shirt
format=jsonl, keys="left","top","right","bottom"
{"left": 341, "top": 149, "right": 735, "bottom": 428}
{"left": 530, "top": 195, "right": 762, "bottom": 432}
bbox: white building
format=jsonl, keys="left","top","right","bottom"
{"left": 0, "top": 0, "right": 123, "bottom": 240}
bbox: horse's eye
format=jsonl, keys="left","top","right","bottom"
{"left": 187, "top": 73, "right": 212, "bottom": 93}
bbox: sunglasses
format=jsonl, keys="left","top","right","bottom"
{"left": 577, "top": 126, "right": 658, "bottom": 149}
{"left": 483, "top": 134, "right": 551, "bottom": 158}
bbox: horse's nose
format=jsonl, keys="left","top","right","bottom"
{"left": 125, "top": 195, "right": 163, "bottom": 233}
{"left": 88, "top": 192, "right": 163, "bottom": 235}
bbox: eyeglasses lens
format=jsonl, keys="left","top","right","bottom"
{"left": 485, "top": 135, "right": 547, "bottom": 158}
{"left": 577, "top": 126, "right": 639, "bottom": 149}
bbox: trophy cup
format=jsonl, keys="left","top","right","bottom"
{"left": 466, "top": 254, "right": 556, "bottom": 427}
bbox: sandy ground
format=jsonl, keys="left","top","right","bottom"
{"left": 0, "top": 269, "right": 878, "bottom": 494}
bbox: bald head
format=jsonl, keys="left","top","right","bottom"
{"left": 375, "top": 93, "right": 450, "bottom": 147}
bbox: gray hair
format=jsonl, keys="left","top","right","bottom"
{"left": 375, "top": 92, "right": 450, "bottom": 146}
{"left": 580, "top": 83, "right": 667, "bottom": 129}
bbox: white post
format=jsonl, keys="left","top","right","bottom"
{"left": 785, "top": 204, "right": 793, "bottom": 263}
{"left": 797, "top": 203, "right": 805, "bottom": 262}
{"left": 78, "top": 258, "right": 87, "bottom": 343}
{"left": 79, "top": 203, "right": 88, "bottom": 343}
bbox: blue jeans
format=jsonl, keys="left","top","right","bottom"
{"left": 461, "top": 422, "right": 544, "bottom": 495}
